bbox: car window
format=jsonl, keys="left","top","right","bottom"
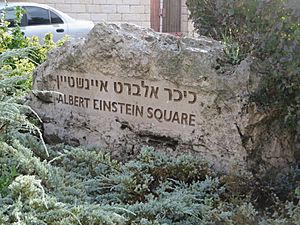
{"left": 25, "top": 6, "right": 50, "bottom": 26}
{"left": 50, "top": 11, "right": 63, "bottom": 24}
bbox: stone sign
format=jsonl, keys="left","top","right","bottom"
{"left": 56, "top": 73, "right": 198, "bottom": 125}
{"left": 30, "top": 23, "right": 296, "bottom": 173}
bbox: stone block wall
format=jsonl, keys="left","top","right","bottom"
{"left": 181, "top": 0, "right": 195, "bottom": 36}
{"left": 18, "top": 0, "right": 151, "bottom": 28}
{"left": 12, "top": 0, "right": 195, "bottom": 36}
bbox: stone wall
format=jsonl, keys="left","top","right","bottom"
{"left": 13, "top": 0, "right": 195, "bottom": 36}
{"left": 181, "top": 0, "right": 194, "bottom": 36}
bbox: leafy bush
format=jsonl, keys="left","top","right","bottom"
{"left": 0, "top": 165, "right": 17, "bottom": 197}
{"left": 0, "top": 144, "right": 299, "bottom": 225}
{"left": 0, "top": 4, "right": 65, "bottom": 195}
{"left": 187, "top": 0, "right": 300, "bottom": 128}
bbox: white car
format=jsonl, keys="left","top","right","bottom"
{"left": 0, "top": 2, "right": 94, "bottom": 42}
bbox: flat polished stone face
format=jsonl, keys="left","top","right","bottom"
{"left": 30, "top": 23, "right": 295, "bottom": 173}
{"left": 54, "top": 72, "right": 200, "bottom": 137}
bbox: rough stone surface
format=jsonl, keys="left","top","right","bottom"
{"left": 29, "top": 23, "right": 296, "bottom": 173}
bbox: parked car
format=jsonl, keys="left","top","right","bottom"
{"left": 0, "top": 2, "right": 94, "bottom": 42}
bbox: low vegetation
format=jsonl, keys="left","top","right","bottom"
{"left": 0, "top": 2, "right": 299, "bottom": 225}
{"left": 0, "top": 140, "right": 299, "bottom": 224}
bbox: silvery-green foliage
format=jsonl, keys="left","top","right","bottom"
{"left": 1, "top": 142, "right": 300, "bottom": 224}
{"left": 91, "top": 147, "right": 212, "bottom": 204}
{"left": 126, "top": 178, "right": 223, "bottom": 224}
{"left": 287, "top": 201, "right": 300, "bottom": 224}
{"left": 125, "top": 178, "right": 259, "bottom": 225}
{"left": 259, "top": 218, "right": 288, "bottom": 225}
{"left": 0, "top": 139, "right": 127, "bottom": 224}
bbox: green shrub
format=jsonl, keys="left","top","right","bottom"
{"left": 0, "top": 144, "right": 299, "bottom": 225}
{"left": 0, "top": 5, "right": 68, "bottom": 156}
{"left": 187, "top": 0, "right": 300, "bottom": 128}
{"left": 0, "top": 165, "right": 17, "bottom": 197}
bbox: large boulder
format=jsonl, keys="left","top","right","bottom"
{"left": 29, "top": 23, "right": 296, "bottom": 173}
